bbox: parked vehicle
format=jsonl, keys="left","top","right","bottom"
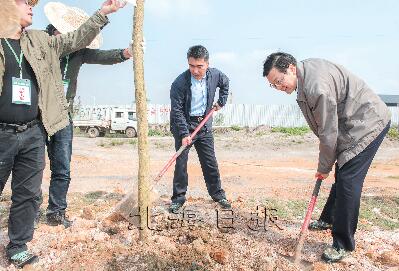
{"left": 73, "top": 107, "right": 138, "bottom": 138}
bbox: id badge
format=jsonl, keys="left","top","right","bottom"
{"left": 12, "top": 77, "right": 31, "bottom": 105}
{"left": 62, "top": 79, "right": 70, "bottom": 94}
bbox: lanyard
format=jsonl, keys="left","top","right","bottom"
{"left": 4, "top": 39, "right": 24, "bottom": 78}
{"left": 63, "top": 55, "right": 70, "bottom": 80}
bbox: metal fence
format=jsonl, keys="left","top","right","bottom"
{"left": 74, "top": 104, "right": 399, "bottom": 127}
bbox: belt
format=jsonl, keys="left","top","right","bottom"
{"left": 0, "top": 119, "right": 40, "bottom": 133}
{"left": 189, "top": 115, "right": 204, "bottom": 122}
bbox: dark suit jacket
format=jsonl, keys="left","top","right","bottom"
{"left": 170, "top": 68, "right": 229, "bottom": 138}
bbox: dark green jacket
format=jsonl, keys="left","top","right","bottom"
{"left": 0, "top": 11, "right": 109, "bottom": 136}
{"left": 62, "top": 48, "right": 127, "bottom": 113}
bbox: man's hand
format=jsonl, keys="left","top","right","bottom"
{"left": 122, "top": 48, "right": 132, "bottom": 59}
{"left": 182, "top": 136, "right": 192, "bottom": 146}
{"left": 99, "top": 0, "right": 126, "bottom": 16}
{"left": 315, "top": 172, "right": 329, "bottom": 180}
{"left": 126, "top": 38, "right": 146, "bottom": 57}
{"left": 213, "top": 103, "right": 222, "bottom": 111}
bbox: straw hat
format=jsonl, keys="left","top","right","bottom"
{"left": 0, "top": 0, "right": 20, "bottom": 38}
{"left": 44, "top": 2, "right": 103, "bottom": 49}
{"left": 28, "top": 0, "right": 39, "bottom": 7}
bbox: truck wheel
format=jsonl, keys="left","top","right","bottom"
{"left": 87, "top": 127, "right": 99, "bottom": 138}
{"left": 125, "top": 127, "right": 137, "bottom": 138}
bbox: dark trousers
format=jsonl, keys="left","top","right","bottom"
{"left": 319, "top": 122, "right": 390, "bottom": 251}
{"left": 0, "top": 124, "right": 45, "bottom": 257}
{"left": 172, "top": 121, "right": 226, "bottom": 204}
{"left": 45, "top": 121, "right": 73, "bottom": 215}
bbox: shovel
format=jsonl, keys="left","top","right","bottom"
{"left": 107, "top": 108, "right": 216, "bottom": 222}
{"left": 282, "top": 178, "right": 323, "bottom": 269}
{"left": 153, "top": 107, "right": 216, "bottom": 183}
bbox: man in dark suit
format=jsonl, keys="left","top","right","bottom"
{"left": 169, "top": 45, "right": 231, "bottom": 213}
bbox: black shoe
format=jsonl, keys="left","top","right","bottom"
{"left": 322, "top": 246, "right": 350, "bottom": 263}
{"left": 168, "top": 202, "right": 183, "bottom": 213}
{"left": 46, "top": 212, "right": 73, "bottom": 228}
{"left": 308, "top": 220, "right": 332, "bottom": 231}
{"left": 217, "top": 198, "right": 231, "bottom": 209}
{"left": 9, "top": 251, "right": 38, "bottom": 268}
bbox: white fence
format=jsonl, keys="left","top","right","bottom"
{"left": 74, "top": 104, "right": 399, "bottom": 127}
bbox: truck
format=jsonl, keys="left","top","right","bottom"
{"left": 73, "top": 107, "right": 138, "bottom": 138}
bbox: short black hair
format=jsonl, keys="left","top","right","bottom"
{"left": 187, "top": 45, "right": 209, "bottom": 61}
{"left": 263, "top": 52, "right": 297, "bottom": 77}
{"left": 45, "top": 24, "right": 57, "bottom": 36}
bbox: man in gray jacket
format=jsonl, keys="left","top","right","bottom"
{"left": 262, "top": 52, "right": 391, "bottom": 262}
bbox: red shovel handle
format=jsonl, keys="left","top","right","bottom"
{"left": 300, "top": 178, "right": 323, "bottom": 232}
{"left": 153, "top": 108, "right": 216, "bottom": 183}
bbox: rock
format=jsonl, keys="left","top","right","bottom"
{"left": 210, "top": 249, "right": 228, "bottom": 265}
{"left": 379, "top": 251, "right": 399, "bottom": 266}
{"left": 81, "top": 207, "right": 95, "bottom": 220}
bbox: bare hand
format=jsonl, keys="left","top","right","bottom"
{"left": 126, "top": 38, "right": 146, "bottom": 57}
{"left": 182, "top": 136, "right": 192, "bottom": 146}
{"left": 315, "top": 172, "right": 329, "bottom": 180}
{"left": 99, "top": 0, "right": 126, "bottom": 16}
{"left": 122, "top": 48, "right": 132, "bottom": 59}
{"left": 213, "top": 103, "right": 222, "bottom": 111}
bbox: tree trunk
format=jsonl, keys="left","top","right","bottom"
{"left": 133, "top": 0, "right": 150, "bottom": 241}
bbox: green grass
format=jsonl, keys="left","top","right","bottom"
{"left": 271, "top": 126, "right": 310, "bottom": 136}
{"left": 387, "top": 127, "right": 399, "bottom": 140}
{"left": 97, "top": 138, "right": 137, "bottom": 147}
{"left": 359, "top": 196, "right": 399, "bottom": 230}
{"left": 257, "top": 195, "right": 399, "bottom": 230}
{"left": 230, "top": 125, "right": 242, "bottom": 131}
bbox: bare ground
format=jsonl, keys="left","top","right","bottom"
{"left": 1, "top": 129, "right": 399, "bottom": 270}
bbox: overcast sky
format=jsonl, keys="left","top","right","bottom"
{"left": 31, "top": 0, "right": 399, "bottom": 106}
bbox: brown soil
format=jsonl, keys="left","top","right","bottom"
{"left": 1, "top": 131, "right": 398, "bottom": 270}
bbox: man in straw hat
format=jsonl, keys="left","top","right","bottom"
{"left": 37, "top": 1, "right": 138, "bottom": 228}
{"left": 0, "top": 0, "right": 126, "bottom": 267}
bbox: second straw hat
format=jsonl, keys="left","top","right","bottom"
{"left": 44, "top": 2, "right": 103, "bottom": 49}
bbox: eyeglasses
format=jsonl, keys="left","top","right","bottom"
{"left": 269, "top": 73, "right": 286, "bottom": 89}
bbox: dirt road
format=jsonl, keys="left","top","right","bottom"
{"left": 1, "top": 130, "right": 398, "bottom": 270}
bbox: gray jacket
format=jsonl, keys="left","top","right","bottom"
{"left": 296, "top": 58, "right": 391, "bottom": 173}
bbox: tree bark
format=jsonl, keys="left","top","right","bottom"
{"left": 133, "top": 0, "right": 150, "bottom": 241}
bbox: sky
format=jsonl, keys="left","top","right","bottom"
{"left": 31, "top": 0, "right": 399, "bottom": 106}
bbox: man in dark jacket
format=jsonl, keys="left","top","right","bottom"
{"left": 262, "top": 52, "right": 391, "bottom": 263}
{"left": 168, "top": 45, "right": 231, "bottom": 213}
{"left": 36, "top": 24, "right": 133, "bottom": 228}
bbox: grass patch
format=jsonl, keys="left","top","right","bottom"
{"left": 271, "top": 126, "right": 310, "bottom": 136}
{"left": 261, "top": 198, "right": 308, "bottom": 220}
{"left": 359, "top": 196, "right": 399, "bottom": 230}
{"left": 387, "top": 127, "right": 399, "bottom": 140}
{"left": 230, "top": 125, "right": 242, "bottom": 131}
{"left": 258, "top": 195, "right": 399, "bottom": 230}
{"left": 97, "top": 138, "right": 137, "bottom": 147}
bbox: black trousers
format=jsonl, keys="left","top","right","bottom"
{"left": 172, "top": 120, "right": 226, "bottom": 204}
{"left": 0, "top": 124, "right": 45, "bottom": 258}
{"left": 319, "top": 122, "right": 390, "bottom": 251}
